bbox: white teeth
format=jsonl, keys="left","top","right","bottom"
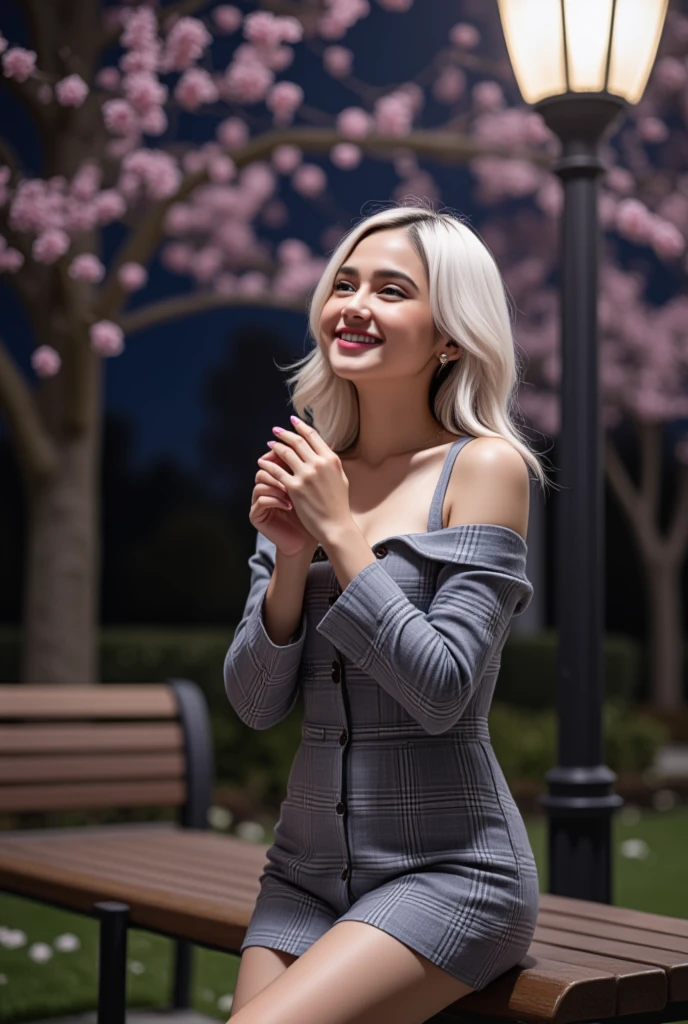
{"left": 339, "top": 332, "right": 381, "bottom": 344}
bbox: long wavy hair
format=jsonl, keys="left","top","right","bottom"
{"left": 279, "top": 203, "right": 552, "bottom": 494}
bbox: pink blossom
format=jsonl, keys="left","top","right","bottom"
{"left": 535, "top": 177, "right": 563, "bottom": 217}
{"left": 330, "top": 142, "right": 362, "bottom": 169}
{"left": 96, "top": 67, "right": 120, "bottom": 90}
{"left": 450, "top": 22, "right": 480, "bottom": 48}
{"left": 69, "top": 253, "right": 105, "bottom": 282}
{"left": 140, "top": 106, "right": 167, "bottom": 136}
{"left": 266, "top": 81, "right": 304, "bottom": 124}
{"left": 616, "top": 198, "right": 653, "bottom": 244}
{"left": 433, "top": 66, "right": 465, "bottom": 104}
{"left": 377, "top": 0, "right": 413, "bottom": 10}
{"left": 638, "top": 116, "right": 669, "bottom": 143}
{"left": 650, "top": 219, "right": 685, "bottom": 259}
{"left": 95, "top": 190, "right": 126, "bottom": 223}
{"left": 272, "top": 144, "right": 303, "bottom": 174}
{"left": 33, "top": 229, "right": 69, "bottom": 264}
{"left": 103, "top": 98, "right": 138, "bottom": 136}
{"left": 71, "top": 164, "right": 102, "bottom": 201}
{"left": 323, "top": 46, "right": 353, "bottom": 77}
{"left": 90, "top": 320, "right": 124, "bottom": 357}
{"left": 118, "top": 261, "right": 148, "bottom": 291}
{"left": 208, "top": 155, "right": 236, "bottom": 183}
{"left": 190, "top": 245, "right": 224, "bottom": 283}
{"left": 120, "top": 44, "right": 161, "bottom": 75}
{"left": 0, "top": 247, "right": 24, "bottom": 273}
{"left": 263, "top": 46, "right": 294, "bottom": 73}
{"left": 652, "top": 56, "right": 687, "bottom": 92}
{"left": 216, "top": 220, "right": 254, "bottom": 256}
{"left": 237, "top": 270, "right": 268, "bottom": 296}
{"left": 65, "top": 198, "right": 98, "bottom": 234}
{"left": 121, "top": 8, "right": 157, "bottom": 50}
{"left": 175, "top": 68, "right": 219, "bottom": 110}
{"left": 164, "top": 16, "right": 212, "bottom": 71}
{"left": 181, "top": 150, "right": 206, "bottom": 174}
{"left": 55, "top": 73, "right": 89, "bottom": 107}
{"left": 277, "top": 238, "right": 310, "bottom": 264}
{"left": 240, "top": 162, "right": 276, "bottom": 199}
{"left": 213, "top": 6, "right": 243, "bottom": 33}
{"left": 2, "top": 47, "right": 37, "bottom": 82}
{"left": 123, "top": 71, "right": 167, "bottom": 114}
{"left": 397, "top": 82, "right": 424, "bottom": 115}
{"left": 165, "top": 203, "right": 194, "bottom": 234}
{"left": 374, "top": 93, "right": 413, "bottom": 135}
{"left": 243, "top": 11, "right": 284, "bottom": 47}
{"left": 244, "top": 11, "right": 303, "bottom": 47}
{"left": 291, "top": 163, "right": 327, "bottom": 197}
{"left": 217, "top": 116, "right": 249, "bottom": 149}
{"left": 318, "top": 17, "right": 348, "bottom": 40}
{"left": 607, "top": 167, "right": 634, "bottom": 193}
{"left": 337, "top": 106, "right": 373, "bottom": 139}
{"left": 120, "top": 149, "right": 181, "bottom": 200}
{"left": 224, "top": 54, "right": 274, "bottom": 103}
{"left": 32, "top": 345, "right": 61, "bottom": 378}
{"left": 161, "top": 241, "right": 192, "bottom": 273}
{"left": 393, "top": 170, "right": 439, "bottom": 204}
{"left": 598, "top": 192, "right": 617, "bottom": 228}
{"left": 473, "top": 81, "right": 504, "bottom": 112}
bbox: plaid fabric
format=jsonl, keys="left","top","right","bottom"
{"left": 224, "top": 436, "right": 539, "bottom": 992}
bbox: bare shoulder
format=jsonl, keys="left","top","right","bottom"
{"left": 447, "top": 437, "right": 530, "bottom": 541}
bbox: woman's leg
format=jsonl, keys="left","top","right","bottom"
{"left": 226, "top": 920, "right": 475, "bottom": 1024}
{"left": 230, "top": 946, "right": 298, "bottom": 1016}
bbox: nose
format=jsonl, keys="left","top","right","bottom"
{"left": 342, "top": 290, "right": 371, "bottom": 320}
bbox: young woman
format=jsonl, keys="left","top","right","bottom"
{"left": 224, "top": 204, "right": 551, "bottom": 1024}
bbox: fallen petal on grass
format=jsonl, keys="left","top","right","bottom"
{"left": 54, "top": 932, "right": 81, "bottom": 952}
{"left": 28, "top": 942, "right": 53, "bottom": 963}
{"left": 620, "top": 838, "right": 650, "bottom": 859}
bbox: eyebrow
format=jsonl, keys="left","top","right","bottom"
{"left": 336, "top": 265, "right": 419, "bottom": 291}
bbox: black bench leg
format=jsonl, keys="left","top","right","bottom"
{"left": 173, "top": 938, "right": 192, "bottom": 1008}
{"left": 95, "top": 901, "right": 129, "bottom": 1024}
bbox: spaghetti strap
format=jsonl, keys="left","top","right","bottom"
{"left": 426, "top": 436, "right": 476, "bottom": 532}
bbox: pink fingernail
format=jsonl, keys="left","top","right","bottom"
{"left": 266, "top": 440, "right": 276, "bottom": 448}
{"left": 290, "top": 415, "right": 301, "bottom": 424}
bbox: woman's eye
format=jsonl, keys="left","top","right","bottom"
{"left": 334, "top": 281, "right": 405, "bottom": 298}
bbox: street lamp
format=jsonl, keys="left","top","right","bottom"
{"left": 496, "top": 0, "right": 669, "bottom": 903}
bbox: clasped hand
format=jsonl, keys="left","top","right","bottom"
{"left": 258, "top": 416, "right": 353, "bottom": 544}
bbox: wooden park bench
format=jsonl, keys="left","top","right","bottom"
{"left": 1, "top": 683, "right": 687, "bottom": 1024}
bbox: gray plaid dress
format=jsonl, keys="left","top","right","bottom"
{"left": 224, "top": 435, "right": 540, "bottom": 994}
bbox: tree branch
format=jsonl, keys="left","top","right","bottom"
{"left": 96, "top": 126, "right": 552, "bottom": 322}
{"left": 0, "top": 335, "right": 59, "bottom": 482}
{"left": 119, "top": 289, "right": 307, "bottom": 335}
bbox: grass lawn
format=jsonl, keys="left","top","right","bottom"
{"left": 0, "top": 806, "right": 686, "bottom": 1022}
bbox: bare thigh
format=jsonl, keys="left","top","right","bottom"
{"left": 230, "top": 946, "right": 299, "bottom": 1017}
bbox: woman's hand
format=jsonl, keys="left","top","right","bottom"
{"left": 259, "top": 416, "right": 354, "bottom": 545}
{"left": 249, "top": 449, "right": 319, "bottom": 559}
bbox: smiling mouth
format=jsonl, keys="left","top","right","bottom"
{"left": 336, "top": 331, "right": 384, "bottom": 345}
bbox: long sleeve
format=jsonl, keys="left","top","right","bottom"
{"left": 316, "top": 525, "right": 533, "bottom": 736}
{"left": 224, "top": 530, "right": 307, "bottom": 730}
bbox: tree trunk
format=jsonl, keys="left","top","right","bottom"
{"left": 644, "top": 558, "right": 684, "bottom": 710}
{"left": 20, "top": 336, "right": 103, "bottom": 685}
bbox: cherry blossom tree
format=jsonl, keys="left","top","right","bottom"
{"left": 0, "top": 0, "right": 687, "bottom": 708}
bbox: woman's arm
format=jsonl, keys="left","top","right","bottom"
{"left": 223, "top": 531, "right": 312, "bottom": 730}
{"left": 316, "top": 525, "right": 533, "bottom": 735}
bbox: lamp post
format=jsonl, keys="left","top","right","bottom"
{"left": 496, "top": 0, "right": 669, "bottom": 903}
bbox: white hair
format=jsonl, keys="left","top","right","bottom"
{"left": 279, "top": 203, "right": 551, "bottom": 493}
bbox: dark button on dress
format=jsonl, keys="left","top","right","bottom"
{"left": 224, "top": 436, "right": 539, "bottom": 991}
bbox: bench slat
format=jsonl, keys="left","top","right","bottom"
{"left": 0, "top": 685, "right": 178, "bottom": 719}
{"left": 0, "top": 754, "right": 185, "bottom": 785}
{"left": 537, "top": 910, "right": 688, "bottom": 954}
{"left": 535, "top": 926, "right": 688, "bottom": 1001}
{"left": 0, "top": 723, "right": 183, "bottom": 754}
{"left": 455, "top": 955, "right": 618, "bottom": 1024}
{"left": 540, "top": 893, "right": 688, "bottom": 940}
{"left": 529, "top": 941, "right": 668, "bottom": 1015}
{"left": 0, "top": 780, "right": 186, "bottom": 813}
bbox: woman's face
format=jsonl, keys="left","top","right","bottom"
{"left": 319, "top": 227, "right": 445, "bottom": 381}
